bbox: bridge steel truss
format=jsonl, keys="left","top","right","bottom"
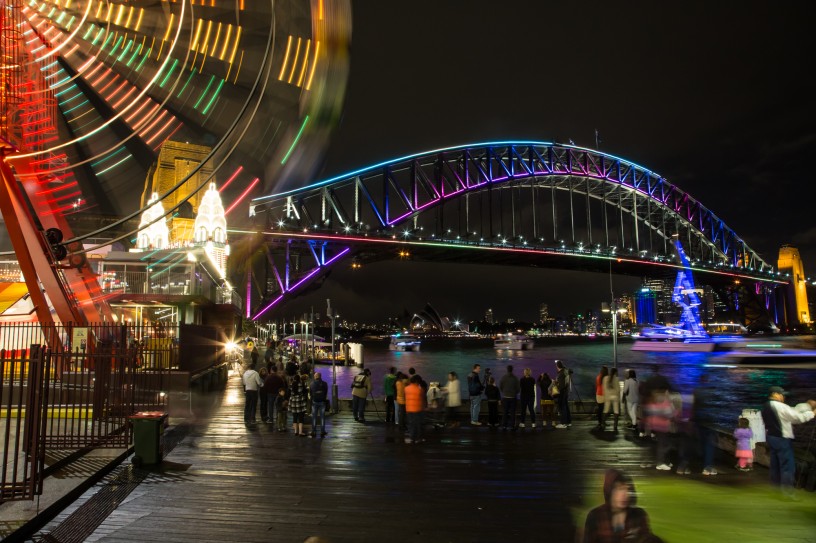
{"left": 249, "top": 142, "right": 779, "bottom": 320}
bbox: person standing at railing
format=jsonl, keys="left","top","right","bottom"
{"left": 761, "top": 386, "right": 816, "bottom": 499}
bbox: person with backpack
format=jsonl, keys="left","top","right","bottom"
{"left": 537, "top": 372, "right": 555, "bottom": 428}
{"left": 467, "top": 364, "right": 484, "bottom": 425}
{"left": 351, "top": 368, "right": 372, "bottom": 422}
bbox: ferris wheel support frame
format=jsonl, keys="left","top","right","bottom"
{"left": 0, "top": 145, "right": 85, "bottom": 333}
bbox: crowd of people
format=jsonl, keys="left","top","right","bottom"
{"left": 241, "top": 351, "right": 330, "bottom": 438}
{"left": 241, "top": 351, "right": 816, "bottom": 504}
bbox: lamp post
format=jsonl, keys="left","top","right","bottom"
{"left": 327, "top": 299, "right": 338, "bottom": 413}
{"left": 300, "top": 320, "right": 308, "bottom": 361}
{"left": 292, "top": 321, "right": 299, "bottom": 359}
{"left": 602, "top": 302, "right": 619, "bottom": 369}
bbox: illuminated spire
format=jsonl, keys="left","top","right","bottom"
{"left": 194, "top": 182, "right": 227, "bottom": 245}
{"left": 136, "top": 193, "right": 169, "bottom": 249}
{"left": 194, "top": 182, "right": 229, "bottom": 275}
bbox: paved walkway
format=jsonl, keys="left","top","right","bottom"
{"left": 26, "top": 374, "right": 816, "bottom": 543}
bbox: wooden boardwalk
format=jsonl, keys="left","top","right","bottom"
{"left": 29, "top": 374, "right": 816, "bottom": 543}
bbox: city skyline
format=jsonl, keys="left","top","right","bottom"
{"left": 277, "top": 259, "right": 641, "bottom": 324}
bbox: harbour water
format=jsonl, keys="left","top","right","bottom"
{"left": 324, "top": 336, "right": 816, "bottom": 431}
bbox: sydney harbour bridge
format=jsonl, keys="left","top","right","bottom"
{"left": 248, "top": 141, "right": 786, "bottom": 325}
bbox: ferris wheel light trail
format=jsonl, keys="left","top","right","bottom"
{"left": 8, "top": 0, "right": 187, "bottom": 160}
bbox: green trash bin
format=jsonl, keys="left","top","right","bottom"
{"left": 129, "top": 411, "right": 168, "bottom": 467}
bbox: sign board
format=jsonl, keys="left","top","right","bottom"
{"left": 246, "top": 340, "right": 254, "bottom": 350}
{"left": 72, "top": 327, "right": 89, "bottom": 352}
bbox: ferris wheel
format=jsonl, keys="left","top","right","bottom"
{"left": 0, "top": 0, "right": 351, "bottom": 326}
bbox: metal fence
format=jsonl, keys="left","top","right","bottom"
{"left": 0, "top": 322, "right": 174, "bottom": 501}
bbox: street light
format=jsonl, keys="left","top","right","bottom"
{"left": 327, "top": 299, "right": 338, "bottom": 413}
{"left": 602, "top": 302, "right": 626, "bottom": 369}
{"left": 300, "top": 320, "right": 310, "bottom": 361}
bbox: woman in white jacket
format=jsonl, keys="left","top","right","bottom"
{"left": 622, "top": 369, "right": 639, "bottom": 430}
{"left": 444, "top": 372, "right": 462, "bottom": 427}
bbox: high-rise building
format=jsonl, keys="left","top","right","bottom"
{"left": 642, "top": 276, "right": 676, "bottom": 324}
{"left": 634, "top": 288, "right": 657, "bottom": 325}
{"left": 702, "top": 286, "right": 716, "bottom": 322}
{"left": 539, "top": 303, "right": 549, "bottom": 323}
{"left": 485, "top": 308, "right": 494, "bottom": 324}
{"left": 617, "top": 294, "right": 633, "bottom": 324}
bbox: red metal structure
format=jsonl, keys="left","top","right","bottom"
{"left": 0, "top": 0, "right": 106, "bottom": 331}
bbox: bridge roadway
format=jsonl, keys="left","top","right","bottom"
{"left": 30, "top": 374, "right": 816, "bottom": 543}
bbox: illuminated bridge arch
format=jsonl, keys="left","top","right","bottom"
{"left": 249, "top": 142, "right": 777, "bottom": 319}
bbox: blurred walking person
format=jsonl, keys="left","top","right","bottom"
{"left": 582, "top": 469, "right": 655, "bottom": 543}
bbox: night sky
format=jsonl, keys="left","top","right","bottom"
{"left": 286, "top": 1, "right": 816, "bottom": 323}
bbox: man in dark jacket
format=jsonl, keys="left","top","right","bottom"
{"left": 467, "top": 364, "right": 484, "bottom": 425}
{"left": 582, "top": 469, "right": 655, "bottom": 543}
{"left": 262, "top": 370, "right": 286, "bottom": 427}
{"left": 309, "top": 372, "right": 329, "bottom": 437}
{"left": 498, "top": 365, "right": 520, "bottom": 430}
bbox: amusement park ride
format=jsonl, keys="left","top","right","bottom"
{"left": 0, "top": 0, "right": 351, "bottom": 341}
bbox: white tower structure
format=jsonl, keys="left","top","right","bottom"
{"left": 194, "top": 182, "right": 229, "bottom": 274}
{"left": 136, "top": 193, "right": 169, "bottom": 250}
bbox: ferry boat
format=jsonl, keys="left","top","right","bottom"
{"left": 493, "top": 333, "right": 535, "bottom": 350}
{"left": 631, "top": 339, "right": 716, "bottom": 352}
{"left": 631, "top": 324, "right": 715, "bottom": 352}
{"left": 722, "top": 345, "right": 816, "bottom": 364}
{"left": 389, "top": 333, "right": 421, "bottom": 352}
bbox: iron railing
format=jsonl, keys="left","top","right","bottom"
{"left": 0, "top": 322, "right": 173, "bottom": 500}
